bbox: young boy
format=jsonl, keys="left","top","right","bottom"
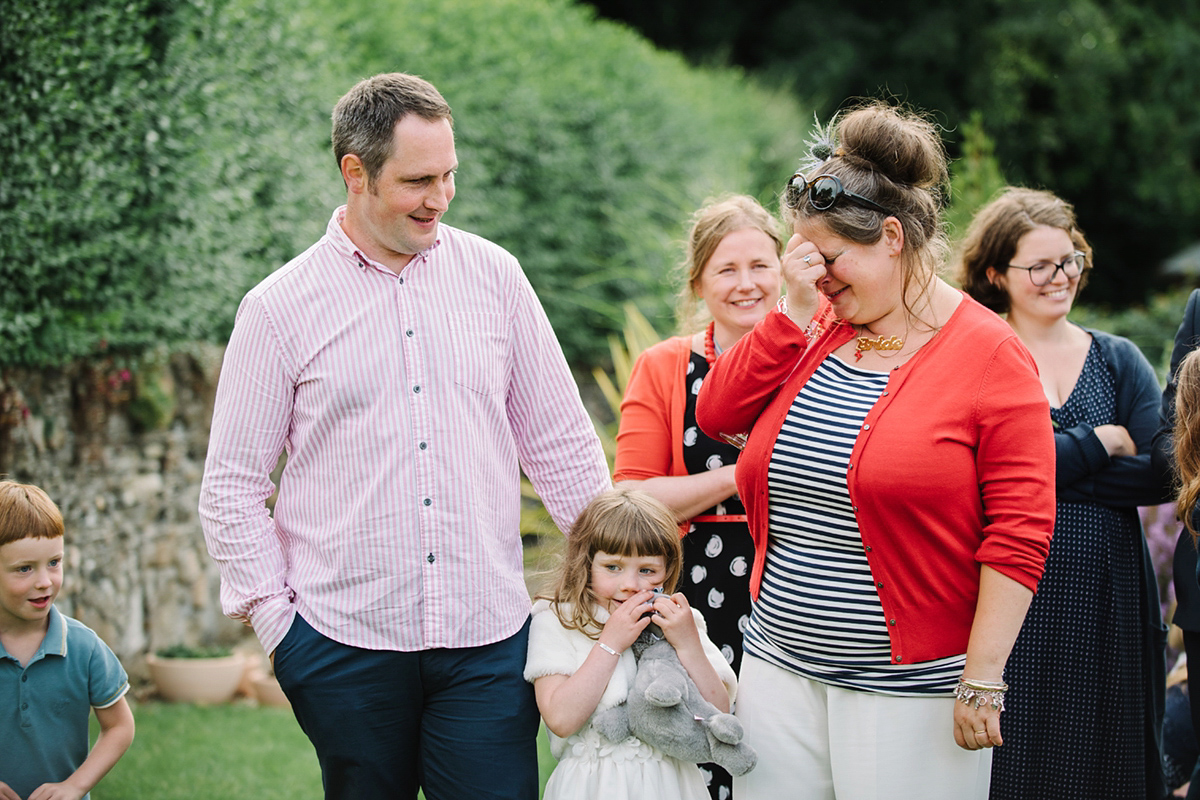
{"left": 0, "top": 481, "right": 134, "bottom": 800}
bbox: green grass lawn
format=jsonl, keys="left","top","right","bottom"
{"left": 90, "top": 700, "right": 557, "bottom": 799}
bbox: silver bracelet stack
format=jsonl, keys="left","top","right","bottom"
{"left": 954, "top": 677, "right": 1008, "bottom": 711}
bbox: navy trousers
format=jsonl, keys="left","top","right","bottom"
{"left": 274, "top": 613, "right": 540, "bottom": 800}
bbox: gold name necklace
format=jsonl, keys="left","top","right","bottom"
{"left": 853, "top": 332, "right": 905, "bottom": 362}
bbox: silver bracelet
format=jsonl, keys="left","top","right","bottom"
{"left": 954, "top": 677, "right": 1008, "bottom": 711}
{"left": 597, "top": 642, "right": 619, "bottom": 657}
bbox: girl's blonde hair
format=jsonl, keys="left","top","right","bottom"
{"left": 1176, "top": 349, "right": 1200, "bottom": 541}
{"left": 539, "top": 488, "right": 682, "bottom": 637}
{"left": 675, "top": 195, "right": 784, "bottom": 334}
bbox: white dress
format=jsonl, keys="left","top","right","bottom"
{"left": 524, "top": 599, "right": 738, "bottom": 800}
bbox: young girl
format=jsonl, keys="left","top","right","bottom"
{"left": 525, "top": 488, "right": 738, "bottom": 800}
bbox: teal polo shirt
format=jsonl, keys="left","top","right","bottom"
{"left": 0, "top": 606, "right": 129, "bottom": 800}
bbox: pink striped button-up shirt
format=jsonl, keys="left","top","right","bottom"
{"left": 199, "top": 207, "right": 611, "bottom": 655}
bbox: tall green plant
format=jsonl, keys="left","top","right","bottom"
{"left": 945, "top": 111, "right": 1008, "bottom": 244}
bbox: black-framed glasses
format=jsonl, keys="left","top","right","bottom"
{"left": 1007, "top": 251, "right": 1088, "bottom": 286}
{"left": 784, "top": 173, "right": 895, "bottom": 216}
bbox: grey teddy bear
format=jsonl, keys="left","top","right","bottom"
{"left": 591, "top": 622, "right": 757, "bottom": 777}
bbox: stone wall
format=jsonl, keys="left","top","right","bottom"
{"left": 0, "top": 346, "right": 249, "bottom": 679}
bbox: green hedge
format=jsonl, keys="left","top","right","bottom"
{"left": 0, "top": 0, "right": 339, "bottom": 368}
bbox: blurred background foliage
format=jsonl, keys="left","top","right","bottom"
{"left": 1, "top": 0, "right": 809, "bottom": 368}
{"left": 585, "top": 0, "right": 1200, "bottom": 310}
{"left": 2, "top": 0, "right": 1196, "bottom": 373}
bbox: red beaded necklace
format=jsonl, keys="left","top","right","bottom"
{"left": 704, "top": 322, "right": 720, "bottom": 366}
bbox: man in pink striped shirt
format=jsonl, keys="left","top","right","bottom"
{"left": 199, "top": 73, "right": 610, "bottom": 800}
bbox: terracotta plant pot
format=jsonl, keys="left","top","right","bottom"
{"left": 146, "top": 652, "right": 246, "bottom": 704}
{"left": 252, "top": 673, "right": 291, "bottom": 709}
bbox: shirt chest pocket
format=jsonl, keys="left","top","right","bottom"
{"left": 447, "top": 313, "right": 508, "bottom": 395}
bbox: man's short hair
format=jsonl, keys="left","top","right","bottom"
{"left": 0, "top": 481, "right": 65, "bottom": 546}
{"left": 332, "top": 73, "right": 453, "bottom": 187}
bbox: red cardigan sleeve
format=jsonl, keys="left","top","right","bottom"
{"left": 696, "top": 298, "right": 837, "bottom": 441}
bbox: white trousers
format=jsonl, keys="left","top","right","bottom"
{"left": 733, "top": 654, "right": 991, "bottom": 800}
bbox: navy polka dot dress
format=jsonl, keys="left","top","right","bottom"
{"left": 990, "top": 342, "right": 1153, "bottom": 799}
{"left": 682, "top": 351, "right": 753, "bottom": 800}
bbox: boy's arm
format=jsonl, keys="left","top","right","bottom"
{"left": 27, "top": 696, "right": 135, "bottom": 800}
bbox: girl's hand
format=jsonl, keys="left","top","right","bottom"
{"left": 781, "top": 233, "right": 827, "bottom": 328}
{"left": 597, "top": 590, "right": 655, "bottom": 654}
{"left": 650, "top": 592, "right": 704, "bottom": 657}
{"left": 953, "top": 698, "right": 1003, "bottom": 751}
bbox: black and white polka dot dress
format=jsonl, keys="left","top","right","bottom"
{"left": 990, "top": 342, "right": 1152, "bottom": 799}
{"left": 682, "top": 350, "right": 753, "bottom": 800}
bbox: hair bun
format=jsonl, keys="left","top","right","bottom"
{"left": 837, "top": 104, "right": 948, "bottom": 190}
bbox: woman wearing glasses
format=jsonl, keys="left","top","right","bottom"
{"left": 614, "top": 195, "right": 833, "bottom": 799}
{"left": 695, "top": 103, "right": 1055, "bottom": 799}
{"left": 958, "top": 187, "right": 1169, "bottom": 800}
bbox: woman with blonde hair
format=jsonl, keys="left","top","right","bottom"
{"left": 697, "top": 103, "right": 1055, "bottom": 799}
{"left": 958, "top": 186, "right": 1169, "bottom": 799}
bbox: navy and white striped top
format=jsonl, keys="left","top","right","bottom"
{"left": 743, "top": 355, "right": 963, "bottom": 695}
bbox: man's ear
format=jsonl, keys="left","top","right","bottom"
{"left": 341, "top": 154, "right": 368, "bottom": 195}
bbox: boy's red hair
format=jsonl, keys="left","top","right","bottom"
{"left": 0, "top": 480, "right": 64, "bottom": 546}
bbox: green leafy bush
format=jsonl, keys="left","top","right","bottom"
{"left": 0, "top": 0, "right": 339, "bottom": 368}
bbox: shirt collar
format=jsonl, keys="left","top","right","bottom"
{"left": 326, "top": 205, "right": 445, "bottom": 273}
{"left": 0, "top": 606, "right": 67, "bottom": 665}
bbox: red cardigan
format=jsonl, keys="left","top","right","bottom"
{"left": 696, "top": 294, "right": 1056, "bottom": 664}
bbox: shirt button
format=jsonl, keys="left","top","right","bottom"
{"left": 413, "top": 385, "right": 421, "bottom": 393}
{"left": 21, "top": 675, "right": 27, "bottom": 682}
{"left": 852, "top": 506, "right": 858, "bottom": 512}
{"left": 876, "top": 581, "right": 884, "bottom": 588}
{"left": 894, "top": 655, "right": 903, "bottom": 662}
{"left": 882, "top": 390, "right": 889, "bottom": 396}
{"left": 405, "top": 329, "right": 414, "bottom": 337}
{"left": 864, "top": 545, "right": 872, "bottom": 552}
{"left": 419, "top": 442, "right": 428, "bottom": 450}
{"left": 423, "top": 498, "right": 432, "bottom": 506}
{"left": 399, "top": 277, "right": 405, "bottom": 285}
{"left": 889, "top": 619, "right": 896, "bottom": 626}
{"left": 863, "top": 423, "right": 870, "bottom": 430}
{"left": 427, "top": 553, "right": 435, "bottom": 564}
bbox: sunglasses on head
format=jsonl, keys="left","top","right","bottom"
{"left": 784, "top": 173, "right": 895, "bottom": 216}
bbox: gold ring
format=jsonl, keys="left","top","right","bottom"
{"left": 974, "top": 730, "right": 986, "bottom": 736}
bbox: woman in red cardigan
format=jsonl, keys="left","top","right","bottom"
{"left": 695, "top": 104, "right": 1056, "bottom": 800}
{"left": 615, "top": 195, "right": 832, "bottom": 800}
